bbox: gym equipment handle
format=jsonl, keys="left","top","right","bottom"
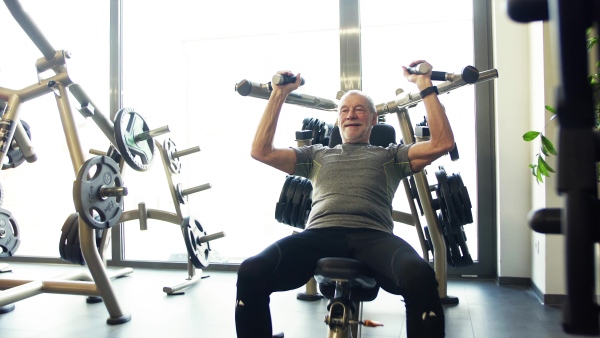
{"left": 235, "top": 79, "right": 338, "bottom": 111}
{"left": 272, "top": 74, "right": 305, "bottom": 86}
{"left": 376, "top": 67, "right": 498, "bottom": 116}
{"left": 407, "top": 63, "right": 479, "bottom": 83}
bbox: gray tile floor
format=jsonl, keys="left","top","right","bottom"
{"left": 0, "top": 262, "right": 590, "bottom": 338}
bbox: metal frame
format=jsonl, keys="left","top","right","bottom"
{"left": 0, "top": 0, "right": 131, "bottom": 323}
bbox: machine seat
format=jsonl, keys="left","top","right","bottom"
{"left": 314, "top": 258, "right": 380, "bottom": 302}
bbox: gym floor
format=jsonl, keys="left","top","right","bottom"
{"left": 0, "top": 262, "right": 586, "bottom": 338}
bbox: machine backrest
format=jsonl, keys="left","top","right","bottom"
{"left": 328, "top": 124, "right": 396, "bottom": 148}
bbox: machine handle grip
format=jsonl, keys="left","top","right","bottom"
{"left": 272, "top": 74, "right": 305, "bottom": 86}
{"left": 408, "top": 63, "right": 479, "bottom": 83}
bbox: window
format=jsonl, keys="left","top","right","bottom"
{"left": 121, "top": 0, "right": 340, "bottom": 263}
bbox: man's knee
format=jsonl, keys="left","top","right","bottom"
{"left": 237, "top": 245, "right": 280, "bottom": 288}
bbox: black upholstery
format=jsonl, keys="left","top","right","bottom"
{"left": 314, "top": 258, "right": 380, "bottom": 302}
{"left": 328, "top": 124, "right": 396, "bottom": 148}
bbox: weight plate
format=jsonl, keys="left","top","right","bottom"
{"left": 289, "top": 178, "right": 307, "bottom": 227}
{"left": 175, "top": 183, "right": 187, "bottom": 204}
{"left": 2, "top": 120, "right": 31, "bottom": 170}
{"left": 295, "top": 179, "right": 313, "bottom": 229}
{"left": 114, "top": 107, "right": 154, "bottom": 172}
{"left": 181, "top": 216, "right": 210, "bottom": 269}
{"left": 59, "top": 213, "right": 105, "bottom": 266}
{"left": 311, "top": 119, "right": 321, "bottom": 143}
{"left": 275, "top": 176, "right": 293, "bottom": 223}
{"left": 73, "top": 156, "right": 124, "bottom": 230}
{"left": 0, "top": 208, "right": 20, "bottom": 257}
{"left": 447, "top": 175, "right": 466, "bottom": 225}
{"left": 59, "top": 213, "right": 84, "bottom": 265}
{"left": 163, "top": 138, "right": 182, "bottom": 174}
{"left": 282, "top": 176, "right": 301, "bottom": 225}
{"left": 302, "top": 117, "right": 312, "bottom": 131}
{"left": 455, "top": 174, "right": 473, "bottom": 224}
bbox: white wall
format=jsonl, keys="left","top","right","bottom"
{"left": 492, "top": 0, "right": 566, "bottom": 295}
{"left": 492, "top": 0, "right": 534, "bottom": 279}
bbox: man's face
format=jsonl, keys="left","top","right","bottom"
{"left": 338, "top": 93, "right": 377, "bottom": 144}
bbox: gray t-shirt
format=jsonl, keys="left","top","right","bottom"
{"left": 293, "top": 142, "right": 413, "bottom": 233}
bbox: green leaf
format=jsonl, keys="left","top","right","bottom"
{"left": 536, "top": 165, "right": 544, "bottom": 183}
{"left": 539, "top": 156, "right": 556, "bottom": 173}
{"left": 541, "top": 146, "right": 550, "bottom": 157}
{"left": 537, "top": 156, "right": 549, "bottom": 177}
{"left": 541, "top": 135, "right": 558, "bottom": 155}
{"left": 529, "top": 164, "right": 537, "bottom": 176}
{"left": 523, "top": 131, "right": 541, "bottom": 141}
{"left": 545, "top": 105, "right": 557, "bottom": 114}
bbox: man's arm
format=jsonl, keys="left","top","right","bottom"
{"left": 404, "top": 61, "right": 455, "bottom": 172}
{"left": 250, "top": 71, "right": 301, "bottom": 174}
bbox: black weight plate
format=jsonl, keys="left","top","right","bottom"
{"left": 447, "top": 175, "right": 466, "bottom": 226}
{"left": 2, "top": 120, "right": 31, "bottom": 170}
{"left": 296, "top": 178, "right": 312, "bottom": 227}
{"left": 302, "top": 117, "right": 312, "bottom": 131}
{"left": 455, "top": 174, "right": 474, "bottom": 224}
{"left": 181, "top": 216, "right": 210, "bottom": 269}
{"left": 282, "top": 177, "right": 301, "bottom": 225}
{"left": 0, "top": 208, "right": 20, "bottom": 257}
{"left": 289, "top": 178, "right": 307, "bottom": 227}
{"left": 59, "top": 213, "right": 79, "bottom": 264}
{"left": 311, "top": 119, "right": 321, "bottom": 143}
{"left": 163, "top": 138, "right": 182, "bottom": 174}
{"left": 459, "top": 186, "right": 473, "bottom": 224}
{"left": 59, "top": 213, "right": 104, "bottom": 266}
{"left": 73, "top": 156, "right": 124, "bottom": 230}
{"left": 317, "top": 122, "right": 327, "bottom": 145}
{"left": 305, "top": 118, "right": 315, "bottom": 138}
{"left": 275, "top": 176, "right": 293, "bottom": 222}
{"left": 114, "top": 107, "right": 154, "bottom": 172}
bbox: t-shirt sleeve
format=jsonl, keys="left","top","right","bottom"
{"left": 389, "top": 143, "right": 414, "bottom": 178}
{"left": 292, "top": 144, "right": 323, "bottom": 178}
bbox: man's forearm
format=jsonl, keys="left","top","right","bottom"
{"left": 422, "top": 92, "right": 455, "bottom": 154}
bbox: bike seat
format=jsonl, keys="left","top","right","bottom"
{"left": 314, "top": 257, "right": 379, "bottom": 302}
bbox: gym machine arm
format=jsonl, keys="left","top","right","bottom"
{"left": 235, "top": 65, "right": 499, "bottom": 304}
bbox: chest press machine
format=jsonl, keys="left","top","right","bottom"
{"left": 0, "top": 0, "right": 224, "bottom": 322}
{"left": 236, "top": 66, "right": 498, "bottom": 336}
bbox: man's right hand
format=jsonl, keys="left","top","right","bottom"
{"left": 272, "top": 70, "right": 302, "bottom": 95}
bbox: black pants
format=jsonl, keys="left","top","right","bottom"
{"left": 235, "top": 227, "right": 444, "bottom": 338}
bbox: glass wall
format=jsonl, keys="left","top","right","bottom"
{"left": 121, "top": 0, "right": 340, "bottom": 263}
{"left": 360, "top": 0, "right": 478, "bottom": 259}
